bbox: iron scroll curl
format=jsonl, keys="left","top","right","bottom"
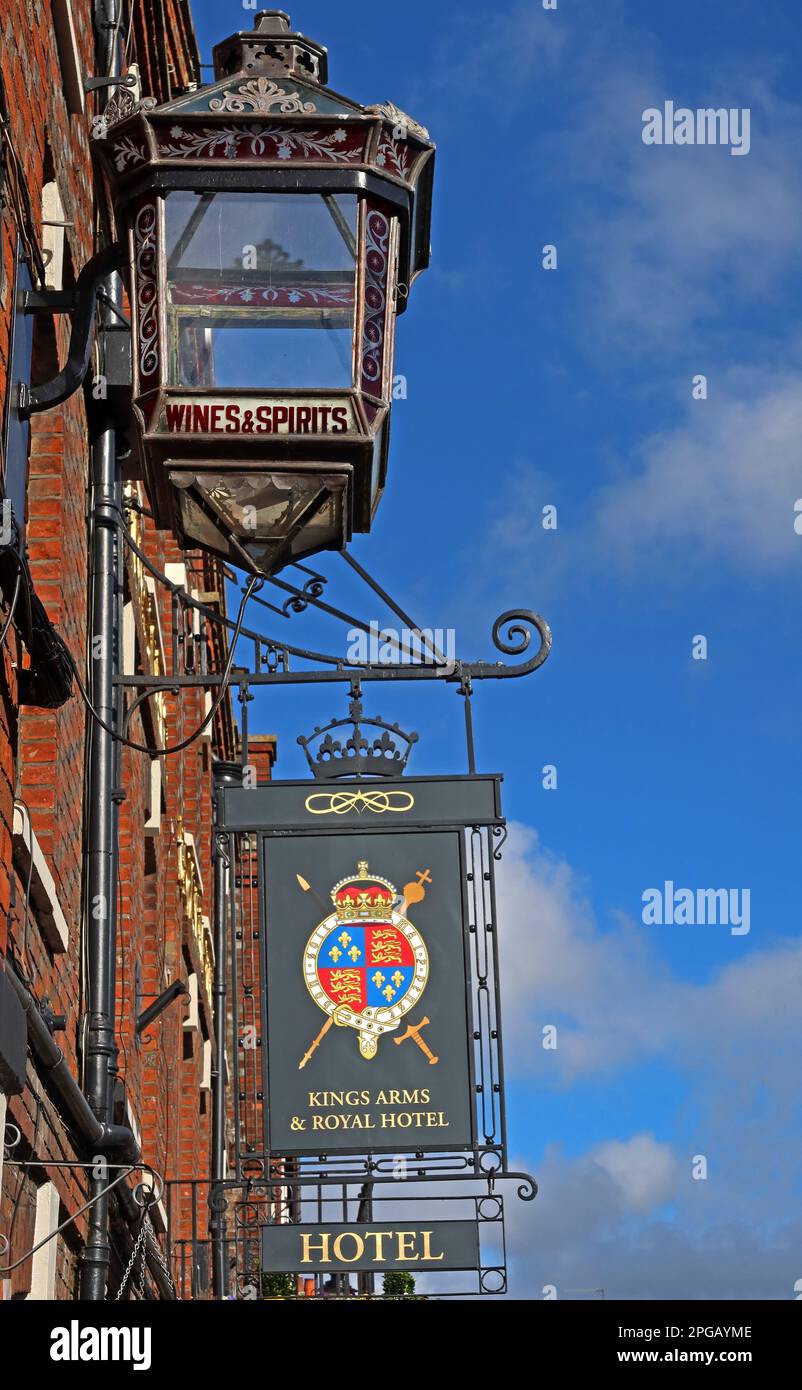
{"left": 460, "top": 609, "right": 553, "bottom": 682}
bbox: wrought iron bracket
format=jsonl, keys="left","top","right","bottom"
{"left": 22, "top": 289, "right": 77, "bottom": 313}
{"left": 18, "top": 242, "right": 126, "bottom": 417}
{"left": 83, "top": 72, "right": 138, "bottom": 95}
{"left": 136, "top": 979, "right": 189, "bottom": 1036}
{"left": 0, "top": 1153, "right": 164, "bottom": 1272}
{"left": 110, "top": 523, "right": 552, "bottom": 767}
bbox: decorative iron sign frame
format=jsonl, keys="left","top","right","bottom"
{"left": 253, "top": 1189, "right": 510, "bottom": 1297}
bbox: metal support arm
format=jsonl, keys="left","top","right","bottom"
{"left": 19, "top": 242, "right": 126, "bottom": 416}
{"left": 136, "top": 979, "right": 189, "bottom": 1036}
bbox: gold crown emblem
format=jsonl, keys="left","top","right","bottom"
{"left": 331, "top": 860, "right": 397, "bottom": 921}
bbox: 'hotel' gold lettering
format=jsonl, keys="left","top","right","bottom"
{"left": 299, "top": 1229, "right": 446, "bottom": 1265}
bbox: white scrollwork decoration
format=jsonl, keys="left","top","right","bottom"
{"left": 361, "top": 209, "right": 390, "bottom": 389}
{"left": 304, "top": 789, "right": 415, "bottom": 816}
{"left": 172, "top": 283, "right": 354, "bottom": 308}
{"left": 375, "top": 135, "right": 413, "bottom": 179}
{"left": 112, "top": 136, "right": 147, "bottom": 172}
{"left": 209, "top": 79, "right": 316, "bottom": 114}
{"left": 158, "top": 124, "right": 359, "bottom": 163}
{"left": 134, "top": 202, "right": 159, "bottom": 381}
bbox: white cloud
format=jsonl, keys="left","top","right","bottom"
{"left": 504, "top": 1141, "right": 802, "bottom": 1300}
{"left": 592, "top": 370, "right": 802, "bottom": 571}
{"left": 427, "top": 0, "right": 569, "bottom": 110}
{"left": 477, "top": 367, "right": 802, "bottom": 586}
{"left": 592, "top": 1132, "right": 679, "bottom": 1214}
{"left": 579, "top": 127, "right": 802, "bottom": 345}
{"left": 496, "top": 821, "right": 802, "bottom": 1086}
{"left": 547, "top": 37, "right": 802, "bottom": 347}
{"left": 362, "top": 823, "right": 801, "bottom": 1299}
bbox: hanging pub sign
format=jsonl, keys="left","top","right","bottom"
{"left": 209, "top": 617, "right": 550, "bottom": 1295}
{"left": 216, "top": 765, "right": 506, "bottom": 1162}
{"left": 263, "top": 829, "right": 473, "bottom": 1154}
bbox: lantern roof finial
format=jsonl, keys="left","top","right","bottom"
{"left": 256, "top": 11, "right": 292, "bottom": 32}
{"left": 212, "top": 9, "right": 329, "bottom": 87}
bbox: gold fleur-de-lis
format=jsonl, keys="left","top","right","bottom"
{"left": 382, "top": 984, "right": 396, "bottom": 1002}
{"left": 391, "top": 970, "right": 404, "bottom": 987}
{"left": 329, "top": 945, "right": 342, "bottom": 962}
{"left": 372, "top": 970, "right": 386, "bottom": 987}
{"left": 348, "top": 944, "right": 361, "bottom": 962}
{"left": 338, "top": 931, "right": 351, "bottom": 947}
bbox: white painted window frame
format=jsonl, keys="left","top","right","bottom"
{"left": 12, "top": 804, "right": 69, "bottom": 953}
{"left": 26, "top": 1181, "right": 60, "bottom": 1300}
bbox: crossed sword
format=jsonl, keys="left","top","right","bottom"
{"left": 297, "top": 869, "right": 438, "bottom": 1069}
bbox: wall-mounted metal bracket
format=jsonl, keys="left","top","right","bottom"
{"left": 17, "top": 242, "right": 126, "bottom": 418}
{"left": 83, "top": 71, "right": 138, "bottom": 95}
{"left": 21, "top": 289, "right": 77, "bottom": 313}
{"left": 136, "top": 979, "right": 189, "bottom": 1036}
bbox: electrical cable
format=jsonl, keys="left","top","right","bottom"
{"left": 124, "top": 0, "right": 138, "bottom": 62}
{"left": 0, "top": 538, "right": 52, "bottom": 702}
{"left": 116, "top": 851, "right": 129, "bottom": 1089}
{"left": 65, "top": 573, "right": 261, "bottom": 756}
{"left": 0, "top": 570, "right": 21, "bottom": 650}
{"left": 0, "top": 71, "right": 47, "bottom": 285}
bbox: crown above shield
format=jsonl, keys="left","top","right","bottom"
{"left": 331, "top": 860, "right": 397, "bottom": 920}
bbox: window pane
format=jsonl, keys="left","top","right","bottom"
{"left": 176, "top": 319, "right": 354, "bottom": 390}
{"left": 166, "top": 193, "right": 358, "bottom": 389}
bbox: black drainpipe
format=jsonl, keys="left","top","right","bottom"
{"left": 80, "top": 0, "right": 128, "bottom": 1301}
{"left": 6, "top": 963, "right": 135, "bottom": 1157}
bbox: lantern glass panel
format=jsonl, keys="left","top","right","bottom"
{"left": 165, "top": 192, "right": 358, "bottom": 389}
{"left": 169, "top": 469, "right": 346, "bottom": 570}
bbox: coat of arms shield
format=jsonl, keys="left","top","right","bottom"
{"left": 302, "top": 860, "right": 430, "bottom": 1059}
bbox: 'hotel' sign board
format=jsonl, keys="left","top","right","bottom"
{"left": 261, "top": 1220, "right": 481, "bottom": 1275}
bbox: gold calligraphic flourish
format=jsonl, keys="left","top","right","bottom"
{"left": 304, "top": 789, "right": 415, "bottom": 816}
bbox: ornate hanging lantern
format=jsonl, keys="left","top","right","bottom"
{"left": 95, "top": 9, "right": 434, "bottom": 574}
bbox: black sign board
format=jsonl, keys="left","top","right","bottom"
{"left": 219, "top": 773, "right": 502, "bottom": 832}
{"left": 261, "top": 1220, "right": 481, "bottom": 1275}
{"left": 261, "top": 822, "right": 476, "bottom": 1155}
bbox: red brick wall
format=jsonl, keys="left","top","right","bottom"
{"left": 0, "top": 0, "right": 99, "bottom": 1298}
{"left": 0, "top": 0, "right": 239, "bottom": 1300}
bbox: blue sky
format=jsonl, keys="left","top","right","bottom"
{"left": 191, "top": 0, "right": 802, "bottom": 1297}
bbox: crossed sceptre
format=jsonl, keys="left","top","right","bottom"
{"left": 296, "top": 869, "right": 438, "bottom": 1068}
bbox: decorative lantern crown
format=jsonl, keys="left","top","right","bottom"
{"left": 331, "top": 861, "right": 397, "bottom": 921}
